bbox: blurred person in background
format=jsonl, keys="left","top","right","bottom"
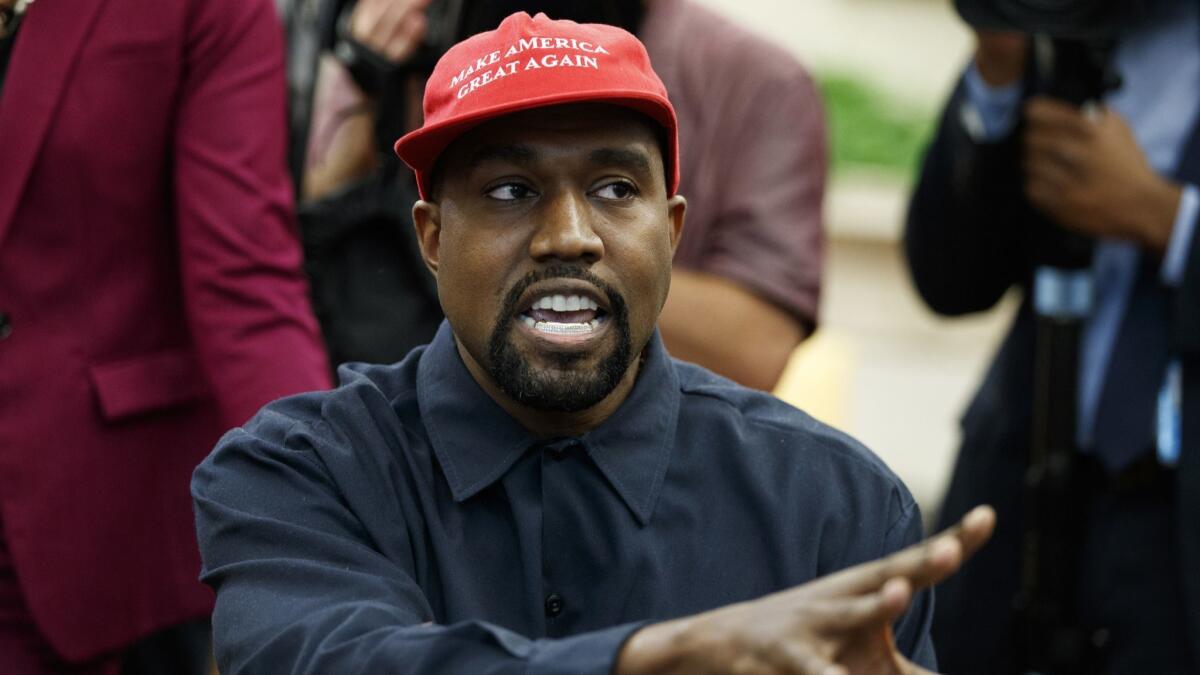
{"left": 284, "top": 0, "right": 825, "bottom": 391}
{"left": 0, "top": 0, "right": 331, "bottom": 672}
{"left": 905, "top": 1, "right": 1200, "bottom": 672}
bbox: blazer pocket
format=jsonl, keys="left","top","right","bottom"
{"left": 89, "top": 349, "right": 211, "bottom": 422}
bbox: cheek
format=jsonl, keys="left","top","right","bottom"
{"left": 436, "top": 224, "right": 526, "bottom": 332}
{"left": 613, "top": 228, "right": 676, "bottom": 324}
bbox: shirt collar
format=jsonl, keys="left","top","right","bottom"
{"left": 417, "top": 320, "right": 680, "bottom": 526}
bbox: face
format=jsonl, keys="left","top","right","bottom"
{"left": 413, "top": 104, "right": 685, "bottom": 415}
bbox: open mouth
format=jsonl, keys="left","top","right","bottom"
{"left": 518, "top": 293, "right": 609, "bottom": 337}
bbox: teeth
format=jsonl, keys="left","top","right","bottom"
{"left": 531, "top": 295, "right": 600, "bottom": 312}
{"left": 533, "top": 320, "right": 601, "bottom": 335}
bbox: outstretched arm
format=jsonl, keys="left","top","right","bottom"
{"left": 616, "top": 506, "right": 996, "bottom": 675}
{"left": 195, "top": 406, "right": 994, "bottom": 675}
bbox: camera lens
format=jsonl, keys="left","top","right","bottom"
{"left": 955, "top": 0, "right": 1138, "bottom": 39}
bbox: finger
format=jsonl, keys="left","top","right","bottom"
{"left": 897, "top": 652, "right": 940, "bottom": 675}
{"left": 820, "top": 505, "right": 996, "bottom": 596}
{"left": 1024, "top": 126, "right": 1089, "bottom": 175}
{"left": 773, "top": 640, "right": 847, "bottom": 675}
{"left": 1024, "top": 177, "right": 1063, "bottom": 216}
{"left": 946, "top": 504, "right": 996, "bottom": 561}
{"left": 354, "top": 0, "right": 413, "bottom": 53}
{"left": 814, "top": 578, "right": 912, "bottom": 635}
{"left": 1024, "top": 181, "right": 1087, "bottom": 234}
{"left": 383, "top": 9, "right": 428, "bottom": 62}
{"left": 1023, "top": 150, "right": 1076, "bottom": 192}
{"left": 371, "top": 0, "right": 411, "bottom": 49}
{"left": 349, "top": 0, "right": 387, "bottom": 41}
{"left": 1025, "top": 97, "right": 1093, "bottom": 139}
{"left": 729, "top": 653, "right": 772, "bottom": 675}
{"left": 818, "top": 539, "right": 955, "bottom": 596}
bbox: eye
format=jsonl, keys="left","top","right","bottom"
{"left": 484, "top": 182, "right": 537, "bottom": 201}
{"left": 591, "top": 180, "right": 639, "bottom": 201}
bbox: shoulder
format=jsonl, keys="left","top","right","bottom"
{"left": 673, "top": 359, "right": 916, "bottom": 515}
{"left": 643, "top": 0, "right": 817, "bottom": 95}
{"left": 201, "top": 348, "right": 426, "bottom": 477}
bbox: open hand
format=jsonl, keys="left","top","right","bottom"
{"left": 616, "top": 505, "right": 997, "bottom": 674}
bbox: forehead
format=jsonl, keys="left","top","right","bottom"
{"left": 440, "top": 103, "right": 664, "bottom": 173}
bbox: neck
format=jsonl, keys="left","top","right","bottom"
{"left": 456, "top": 339, "right": 643, "bottom": 439}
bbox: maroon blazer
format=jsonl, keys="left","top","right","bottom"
{"left": 0, "top": 0, "right": 332, "bottom": 662}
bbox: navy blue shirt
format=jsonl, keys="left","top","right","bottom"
{"left": 193, "top": 322, "right": 935, "bottom": 674}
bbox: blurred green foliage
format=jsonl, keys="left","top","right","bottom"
{"left": 817, "top": 73, "right": 936, "bottom": 180}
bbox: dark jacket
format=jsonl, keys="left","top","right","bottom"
{"left": 905, "top": 72, "right": 1200, "bottom": 671}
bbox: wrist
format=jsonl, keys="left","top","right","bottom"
{"left": 614, "top": 617, "right": 695, "bottom": 674}
{"left": 1132, "top": 177, "right": 1182, "bottom": 252}
{"left": 973, "top": 32, "right": 1027, "bottom": 88}
{"left": 974, "top": 54, "right": 1023, "bottom": 87}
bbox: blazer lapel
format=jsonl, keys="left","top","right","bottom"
{"left": 0, "top": 0, "right": 108, "bottom": 249}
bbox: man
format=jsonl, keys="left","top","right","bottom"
{"left": 291, "top": 0, "right": 824, "bottom": 390}
{"left": 194, "top": 12, "right": 993, "bottom": 674}
{"left": 906, "top": 2, "right": 1200, "bottom": 672}
{"left": 0, "top": 0, "right": 332, "bottom": 672}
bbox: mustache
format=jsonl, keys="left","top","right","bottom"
{"left": 498, "top": 265, "right": 627, "bottom": 321}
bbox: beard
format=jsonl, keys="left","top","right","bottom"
{"left": 486, "top": 265, "right": 633, "bottom": 413}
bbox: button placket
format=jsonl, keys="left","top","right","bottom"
{"left": 540, "top": 439, "right": 583, "bottom": 631}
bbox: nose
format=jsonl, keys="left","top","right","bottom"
{"left": 528, "top": 191, "right": 604, "bottom": 263}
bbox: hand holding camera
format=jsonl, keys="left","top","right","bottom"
{"left": 1022, "top": 97, "right": 1181, "bottom": 251}
{"left": 335, "top": 0, "right": 433, "bottom": 97}
{"left": 347, "top": 0, "right": 431, "bottom": 64}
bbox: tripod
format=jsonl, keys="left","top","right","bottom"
{"left": 1012, "top": 35, "right": 1118, "bottom": 675}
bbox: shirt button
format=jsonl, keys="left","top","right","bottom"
{"left": 544, "top": 593, "right": 565, "bottom": 618}
{"left": 0, "top": 312, "right": 11, "bottom": 341}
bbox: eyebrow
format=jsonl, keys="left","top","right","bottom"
{"left": 466, "top": 144, "right": 652, "bottom": 175}
{"left": 588, "top": 147, "right": 652, "bottom": 174}
{"left": 467, "top": 144, "right": 539, "bottom": 167}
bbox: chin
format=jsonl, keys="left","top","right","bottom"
{"left": 489, "top": 322, "right": 633, "bottom": 413}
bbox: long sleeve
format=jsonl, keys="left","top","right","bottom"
{"left": 904, "top": 73, "right": 1038, "bottom": 316}
{"left": 192, "top": 403, "right": 639, "bottom": 675}
{"left": 1171, "top": 184, "right": 1200, "bottom": 354}
{"left": 883, "top": 499, "right": 936, "bottom": 669}
{"left": 173, "top": 0, "right": 331, "bottom": 428}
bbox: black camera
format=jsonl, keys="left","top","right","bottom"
{"left": 954, "top": 0, "right": 1146, "bottom": 39}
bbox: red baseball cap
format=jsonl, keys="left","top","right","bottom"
{"left": 394, "top": 11, "right": 679, "bottom": 200}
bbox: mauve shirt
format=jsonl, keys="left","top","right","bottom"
{"left": 641, "top": 0, "right": 827, "bottom": 331}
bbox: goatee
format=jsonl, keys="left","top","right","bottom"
{"left": 487, "top": 265, "right": 633, "bottom": 412}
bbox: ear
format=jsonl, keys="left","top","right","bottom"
{"left": 666, "top": 195, "right": 687, "bottom": 254}
{"left": 412, "top": 199, "right": 442, "bottom": 277}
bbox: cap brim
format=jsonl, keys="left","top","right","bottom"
{"left": 395, "top": 89, "right": 678, "bottom": 200}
